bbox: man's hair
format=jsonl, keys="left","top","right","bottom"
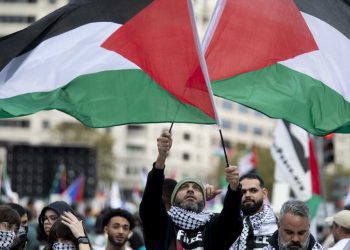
{"left": 239, "top": 173, "right": 265, "bottom": 188}
{"left": 0, "top": 205, "right": 20, "bottom": 229}
{"left": 7, "top": 203, "right": 27, "bottom": 217}
{"left": 102, "top": 208, "right": 135, "bottom": 230}
{"left": 279, "top": 200, "right": 310, "bottom": 222}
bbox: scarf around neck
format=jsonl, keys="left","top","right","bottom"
{"left": 168, "top": 206, "right": 213, "bottom": 230}
{"left": 230, "top": 204, "right": 277, "bottom": 250}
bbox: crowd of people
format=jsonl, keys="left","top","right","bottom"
{"left": 0, "top": 131, "right": 349, "bottom": 250}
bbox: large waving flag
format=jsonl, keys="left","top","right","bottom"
{"left": 204, "top": 0, "right": 350, "bottom": 136}
{"left": 0, "top": 0, "right": 218, "bottom": 127}
{"left": 271, "top": 120, "right": 321, "bottom": 217}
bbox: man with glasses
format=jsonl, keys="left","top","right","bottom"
{"left": 37, "top": 201, "right": 76, "bottom": 250}
{"left": 0, "top": 205, "right": 20, "bottom": 249}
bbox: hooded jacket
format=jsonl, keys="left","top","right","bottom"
{"left": 38, "top": 201, "right": 75, "bottom": 238}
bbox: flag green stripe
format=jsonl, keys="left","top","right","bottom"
{"left": 0, "top": 69, "right": 214, "bottom": 127}
{"left": 306, "top": 194, "right": 321, "bottom": 219}
{"left": 212, "top": 63, "right": 350, "bottom": 136}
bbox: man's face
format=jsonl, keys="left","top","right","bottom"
{"left": 174, "top": 182, "right": 204, "bottom": 213}
{"left": 104, "top": 216, "right": 131, "bottom": 247}
{"left": 240, "top": 178, "right": 267, "bottom": 215}
{"left": 278, "top": 212, "right": 310, "bottom": 250}
{"left": 331, "top": 223, "right": 341, "bottom": 243}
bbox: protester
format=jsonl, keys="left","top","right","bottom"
{"left": 327, "top": 210, "right": 350, "bottom": 249}
{"left": 139, "top": 131, "right": 243, "bottom": 250}
{"left": 0, "top": 205, "right": 20, "bottom": 249}
{"left": 102, "top": 208, "right": 144, "bottom": 250}
{"left": 7, "top": 203, "right": 29, "bottom": 250}
{"left": 230, "top": 173, "right": 277, "bottom": 249}
{"left": 37, "top": 201, "right": 76, "bottom": 250}
{"left": 263, "top": 200, "right": 323, "bottom": 250}
{"left": 47, "top": 211, "right": 91, "bottom": 250}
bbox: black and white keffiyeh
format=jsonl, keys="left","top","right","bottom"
{"left": 0, "top": 231, "right": 15, "bottom": 249}
{"left": 52, "top": 242, "right": 77, "bottom": 250}
{"left": 168, "top": 206, "right": 213, "bottom": 230}
{"left": 230, "top": 204, "right": 277, "bottom": 250}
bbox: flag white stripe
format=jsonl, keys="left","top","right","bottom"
{"left": 0, "top": 22, "right": 140, "bottom": 99}
{"left": 280, "top": 13, "right": 350, "bottom": 102}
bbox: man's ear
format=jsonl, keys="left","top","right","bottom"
{"left": 104, "top": 225, "right": 108, "bottom": 234}
{"left": 262, "top": 187, "right": 268, "bottom": 198}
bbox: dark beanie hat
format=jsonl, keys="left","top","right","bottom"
{"left": 170, "top": 177, "right": 205, "bottom": 205}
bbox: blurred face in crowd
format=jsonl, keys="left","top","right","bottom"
{"left": 42, "top": 209, "right": 59, "bottom": 236}
{"left": 105, "top": 216, "right": 131, "bottom": 247}
{"left": 240, "top": 178, "right": 267, "bottom": 215}
{"left": 278, "top": 212, "right": 310, "bottom": 250}
{"left": 174, "top": 182, "right": 204, "bottom": 213}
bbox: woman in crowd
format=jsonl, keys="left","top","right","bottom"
{"left": 48, "top": 211, "right": 91, "bottom": 250}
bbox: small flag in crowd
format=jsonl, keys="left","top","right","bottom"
{"left": 238, "top": 148, "right": 257, "bottom": 176}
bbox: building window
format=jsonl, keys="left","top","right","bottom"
{"left": 254, "top": 111, "right": 263, "bottom": 117}
{"left": 238, "top": 123, "right": 248, "bottom": 133}
{"left": 127, "top": 125, "right": 144, "bottom": 131}
{"left": 222, "top": 100, "right": 233, "bottom": 110}
{"left": 0, "top": 119, "right": 30, "bottom": 128}
{"left": 253, "top": 127, "right": 263, "bottom": 136}
{"left": 238, "top": 105, "right": 248, "bottom": 113}
{"left": 222, "top": 119, "right": 232, "bottom": 129}
{"left": 0, "top": 15, "right": 35, "bottom": 23}
{"left": 183, "top": 133, "right": 191, "bottom": 141}
{"left": 183, "top": 153, "right": 190, "bottom": 161}
{"left": 42, "top": 120, "right": 50, "bottom": 129}
{"left": 126, "top": 145, "right": 145, "bottom": 152}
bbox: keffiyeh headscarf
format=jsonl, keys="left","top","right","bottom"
{"left": 0, "top": 231, "right": 15, "bottom": 249}
{"left": 52, "top": 242, "right": 77, "bottom": 250}
{"left": 168, "top": 206, "right": 213, "bottom": 230}
{"left": 230, "top": 204, "right": 277, "bottom": 250}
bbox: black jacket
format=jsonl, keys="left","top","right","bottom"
{"left": 140, "top": 166, "right": 243, "bottom": 250}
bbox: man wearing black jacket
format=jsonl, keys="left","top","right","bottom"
{"left": 139, "top": 131, "right": 243, "bottom": 250}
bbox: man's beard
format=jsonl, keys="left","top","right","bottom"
{"left": 108, "top": 233, "right": 128, "bottom": 247}
{"left": 241, "top": 197, "right": 264, "bottom": 215}
{"left": 174, "top": 198, "right": 204, "bottom": 213}
{"left": 278, "top": 233, "right": 310, "bottom": 250}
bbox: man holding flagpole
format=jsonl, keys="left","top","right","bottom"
{"left": 140, "top": 131, "right": 243, "bottom": 250}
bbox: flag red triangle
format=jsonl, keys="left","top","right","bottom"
{"left": 102, "top": 0, "right": 215, "bottom": 119}
{"left": 205, "top": 0, "right": 318, "bottom": 81}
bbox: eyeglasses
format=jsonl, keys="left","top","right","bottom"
{"left": 40, "top": 215, "right": 58, "bottom": 224}
{"left": 0, "top": 222, "right": 18, "bottom": 232}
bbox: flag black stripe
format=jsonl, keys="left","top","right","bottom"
{"left": 0, "top": 0, "right": 153, "bottom": 71}
{"left": 295, "top": 0, "right": 350, "bottom": 39}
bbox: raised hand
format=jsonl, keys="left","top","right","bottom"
{"left": 205, "top": 184, "right": 222, "bottom": 201}
{"left": 225, "top": 165, "right": 240, "bottom": 191}
{"left": 61, "top": 211, "right": 85, "bottom": 238}
{"left": 155, "top": 131, "right": 172, "bottom": 169}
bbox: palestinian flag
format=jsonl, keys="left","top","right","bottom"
{"left": 0, "top": 0, "right": 216, "bottom": 127}
{"left": 271, "top": 120, "right": 321, "bottom": 217}
{"left": 204, "top": 0, "right": 350, "bottom": 136}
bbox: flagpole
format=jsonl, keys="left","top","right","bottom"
{"left": 187, "top": 0, "right": 221, "bottom": 128}
{"left": 188, "top": 0, "right": 229, "bottom": 167}
{"left": 314, "top": 135, "right": 328, "bottom": 217}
